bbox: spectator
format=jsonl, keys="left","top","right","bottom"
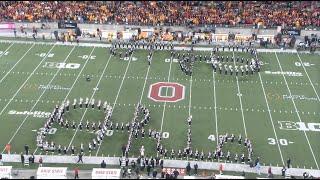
{"left": 281, "top": 166, "right": 286, "bottom": 177}
{"left": 147, "top": 164, "right": 151, "bottom": 176}
{"left": 268, "top": 166, "right": 273, "bottom": 178}
{"left": 194, "top": 163, "right": 198, "bottom": 175}
{"left": 39, "top": 157, "right": 43, "bottom": 167}
{"left": 0, "top": 2, "right": 318, "bottom": 28}
{"left": 152, "top": 169, "right": 158, "bottom": 179}
{"left": 101, "top": 160, "right": 106, "bottom": 168}
{"left": 20, "top": 153, "right": 25, "bottom": 165}
{"left": 77, "top": 153, "right": 83, "bottom": 163}
{"left": 74, "top": 167, "right": 79, "bottom": 179}
{"left": 186, "top": 162, "right": 191, "bottom": 176}
{"left": 241, "top": 171, "right": 245, "bottom": 177}
{"left": 24, "top": 144, "right": 29, "bottom": 155}
{"left": 173, "top": 169, "right": 179, "bottom": 179}
{"left": 287, "top": 158, "right": 291, "bottom": 168}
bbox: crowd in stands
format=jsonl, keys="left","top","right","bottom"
{"left": 0, "top": 1, "right": 319, "bottom": 28}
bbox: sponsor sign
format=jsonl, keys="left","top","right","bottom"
{"left": 281, "top": 29, "right": 301, "bottom": 36}
{"left": 264, "top": 71, "right": 303, "bottom": 77}
{"left": 39, "top": 85, "right": 71, "bottom": 91}
{"left": 37, "top": 167, "right": 67, "bottom": 179}
{"left": 162, "top": 168, "right": 185, "bottom": 176}
{"left": 0, "top": 23, "right": 15, "bottom": 29}
{"left": 58, "top": 21, "right": 77, "bottom": 29}
{"left": 0, "top": 166, "right": 12, "bottom": 179}
{"left": 283, "top": 94, "right": 317, "bottom": 101}
{"left": 92, "top": 168, "right": 121, "bottom": 179}
{"left": 8, "top": 110, "right": 51, "bottom": 118}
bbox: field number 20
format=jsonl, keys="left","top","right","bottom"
{"left": 268, "top": 138, "right": 289, "bottom": 146}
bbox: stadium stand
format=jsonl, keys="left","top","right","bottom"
{"left": 0, "top": 1, "right": 319, "bottom": 28}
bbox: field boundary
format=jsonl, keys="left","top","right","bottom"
{"left": 1, "top": 39, "right": 318, "bottom": 54}
{"left": 2, "top": 154, "right": 320, "bottom": 177}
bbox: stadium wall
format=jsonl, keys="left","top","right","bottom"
{"left": 12, "top": 22, "right": 319, "bottom": 37}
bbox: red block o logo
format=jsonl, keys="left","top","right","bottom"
{"left": 148, "top": 82, "right": 185, "bottom": 102}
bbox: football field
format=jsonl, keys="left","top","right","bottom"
{"left": 0, "top": 40, "right": 319, "bottom": 170}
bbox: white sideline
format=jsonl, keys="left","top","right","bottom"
{"left": 33, "top": 46, "right": 97, "bottom": 154}
{"left": 0, "top": 43, "right": 35, "bottom": 84}
{"left": 1, "top": 46, "right": 76, "bottom": 153}
{"left": 232, "top": 51, "right": 248, "bottom": 137}
{"left": 2, "top": 154, "right": 320, "bottom": 177}
{"left": 95, "top": 53, "right": 134, "bottom": 156}
{"left": 275, "top": 52, "right": 319, "bottom": 170}
{"left": 67, "top": 49, "right": 111, "bottom": 151}
{"left": 296, "top": 52, "right": 320, "bottom": 102}
{"left": 1, "top": 39, "right": 312, "bottom": 54}
{"left": 0, "top": 44, "right": 56, "bottom": 120}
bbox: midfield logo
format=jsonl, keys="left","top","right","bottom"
{"left": 278, "top": 121, "right": 320, "bottom": 132}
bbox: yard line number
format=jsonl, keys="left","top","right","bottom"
{"left": 268, "top": 137, "right": 293, "bottom": 146}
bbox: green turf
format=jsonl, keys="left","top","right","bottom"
{"left": 0, "top": 40, "right": 319, "bottom": 170}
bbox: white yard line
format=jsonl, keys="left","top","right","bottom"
{"left": 0, "top": 42, "right": 14, "bottom": 59}
{"left": 95, "top": 53, "right": 134, "bottom": 156}
{"left": 210, "top": 52, "right": 219, "bottom": 146}
{"left": 1, "top": 45, "right": 76, "bottom": 154}
{"left": 275, "top": 52, "right": 319, "bottom": 169}
{"left": 0, "top": 43, "right": 35, "bottom": 84}
{"left": 160, "top": 57, "right": 174, "bottom": 132}
{"left": 232, "top": 52, "right": 248, "bottom": 137}
{"left": 188, "top": 76, "right": 193, "bottom": 116}
{"left": 258, "top": 73, "right": 285, "bottom": 165}
{"left": 0, "top": 44, "right": 56, "bottom": 119}
{"left": 67, "top": 50, "right": 113, "bottom": 151}
{"left": 138, "top": 51, "right": 154, "bottom": 104}
{"left": 296, "top": 52, "right": 320, "bottom": 102}
{"left": 32, "top": 47, "right": 97, "bottom": 155}
{"left": 138, "top": 65, "right": 151, "bottom": 104}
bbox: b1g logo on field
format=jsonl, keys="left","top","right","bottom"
{"left": 148, "top": 82, "right": 185, "bottom": 102}
{"left": 278, "top": 121, "right": 320, "bottom": 132}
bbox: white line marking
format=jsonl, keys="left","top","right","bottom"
{"left": 0, "top": 44, "right": 56, "bottom": 120}
{"left": 67, "top": 48, "right": 111, "bottom": 151}
{"left": 0, "top": 43, "right": 14, "bottom": 59}
{"left": 1, "top": 45, "right": 76, "bottom": 154}
{"left": 210, "top": 52, "right": 219, "bottom": 146}
{"left": 232, "top": 52, "right": 248, "bottom": 137}
{"left": 0, "top": 44, "right": 35, "bottom": 83}
{"left": 188, "top": 76, "right": 193, "bottom": 116}
{"left": 160, "top": 56, "right": 174, "bottom": 132}
{"left": 275, "top": 52, "right": 319, "bottom": 169}
{"left": 258, "top": 72, "right": 285, "bottom": 165}
{"left": 95, "top": 53, "right": 134, "bottom": 156}
{"left": 296, "top": 52, "right": 320, "bottom": 102}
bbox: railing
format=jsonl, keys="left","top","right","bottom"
{"left": 2, "top": 19, "right": 320, "bottom": 31}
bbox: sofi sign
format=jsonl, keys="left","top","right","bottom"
{"left": 278, "top": 121, "right": 320, "bottom": 132}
